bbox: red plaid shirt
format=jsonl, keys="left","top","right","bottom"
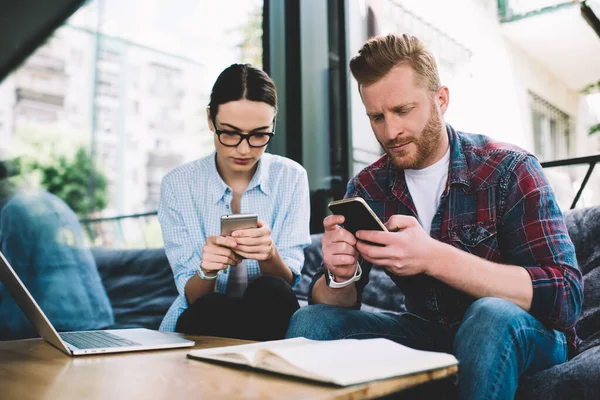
{"left": 323, "top": 125, "right": 583, "bottom": 354}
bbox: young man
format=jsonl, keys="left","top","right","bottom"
{"left": 286, "top": 34, "right": 583, "bottom": 399}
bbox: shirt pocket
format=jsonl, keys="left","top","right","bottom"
{"left": 449, "top": 220, "right": 500, "bottom": 260}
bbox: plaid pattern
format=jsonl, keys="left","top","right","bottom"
{"left": 316, "top": 125, "right": 583, "bottom": 353}
{"left": 158, "top": 152, "right": 311, "bottom": 332}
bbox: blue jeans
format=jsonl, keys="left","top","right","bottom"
{"left": 286, "top": 297, "right": 567, "bottom": 400}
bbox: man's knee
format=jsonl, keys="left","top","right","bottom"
{"left": 286, "top": 304, "right": 346, "bottom": 340}
{"left": 463, "top": 297, "right": 527, "bottom": 326}
{"left": 456, "top": 297, "right": 533, "bottom": 347}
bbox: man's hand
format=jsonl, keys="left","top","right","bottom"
{"left": 230, "top": 220, "right": 275, "bottom": 261}
{"left": 200, "top": 236, "right": 242, "bottom": 275}
{"left": 322, "top": 215, "right": 359, "bottom": 281}
{"left": 355, "top": 215, "right": 436, "bottom": 277}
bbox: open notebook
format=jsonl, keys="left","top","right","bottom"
{"left": 187, "top": 337, "right": 458, "bottom": 386}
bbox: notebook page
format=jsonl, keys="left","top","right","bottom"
{"left": 263, "top": 338, "right": 458, "bottom": 386}
{"left": 188, "top": 337, "right": 312, "bottom": 367}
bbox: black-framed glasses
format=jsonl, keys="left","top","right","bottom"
{"left": 212, "top": 117, "right": 276, "bottom": 148}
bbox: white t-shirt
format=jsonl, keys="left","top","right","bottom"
{"left": 404, "top": 148, "right": 450, "bottom": 235}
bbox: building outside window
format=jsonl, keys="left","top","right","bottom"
{"left": 0, "top": 0, "right": 264, "bottom": 248}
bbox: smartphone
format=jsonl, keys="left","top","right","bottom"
{"left": 328, "top": 197, "right": 388, "bottom": 235}
{"left": 220, "top": 213, "right": 258, "bottom": 236}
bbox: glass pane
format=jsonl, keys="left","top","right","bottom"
{"left": 0, "top": 0, "right": 263, "bottom": 249}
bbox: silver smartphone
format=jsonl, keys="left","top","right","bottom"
{"left": 220, "top": 213, "right": 258, "bottom": 236}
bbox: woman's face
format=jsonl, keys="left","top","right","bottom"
{"left": 210, "top": 99, "right": 276, "bottom": 176}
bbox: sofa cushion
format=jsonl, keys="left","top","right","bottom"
{"left": 294, "top": 234, "right": 323, "bottom": 301}
{"left": 93, "top": 248, "right": 177, "bottom": 330}
{"left": 516, "top": 346, "right": 600, "bottom": 400}
{"left": 516, "top": 206, "right": 600, "bottom": 398}
{"left": 564, "top": 207, "right": 600, "bottom": 347}
{"left": 0, "top": 189, "right": 114, "bottom": 340}
{"left": 564, "top": 206, "right": 600, "bottom": 276}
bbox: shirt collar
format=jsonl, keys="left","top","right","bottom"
{"left": 208, "top": 152, "right": 229, "bottom": 204}
{"left": 387, "top": 124, "right": 471, "bottom": 200}
{"left": 446, "top": 124, "right": 471, "bottom": 189}
{"left": 247, "top": 153, "right": 272, "bottom": 196}
{"left": 208, "top": 152, "right": 271, "bottom": 205}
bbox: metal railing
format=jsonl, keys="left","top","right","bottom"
{"left": 497, "top": 0, "right": 582, "bottom": 22}
{"left": 79, "top": 154, "right": 600, "bottom": 247}
{"left": 80, "top": 211, "right": 159, "bottom": 248}
{"left": 541, "top": 154, "right": 600, "bottom": 209}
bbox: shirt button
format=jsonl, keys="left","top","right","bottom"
{"left": 226, "top": 205, "right": 230, "bottom": 209}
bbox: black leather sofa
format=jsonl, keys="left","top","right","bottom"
{"left": 94, "top": 206, "right": 600, "bottom": 399}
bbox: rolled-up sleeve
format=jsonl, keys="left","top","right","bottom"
{"left": 275, "top": 169, "right": 311, "bottom": 287}
{"left": 499, "top": 155, "right": 583, "bottom": 331}
{"left": 158, "top": 176, "right": 202, "bottom": 300}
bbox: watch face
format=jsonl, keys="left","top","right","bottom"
{"left": 324, "top": 269, "right": 332, "bottom": 285}
{"left": 326, "top": 269, "right": 339, "bottom": 287}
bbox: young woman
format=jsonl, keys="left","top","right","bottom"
{"left": 158, "top": 64, "right": 311, "bottom": 340}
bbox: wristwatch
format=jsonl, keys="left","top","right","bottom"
{"left": 325, "top": 262, "right": 362, "bottom": 289}
{"left": 197, "top": 266, "right": 219, "bottom": 281}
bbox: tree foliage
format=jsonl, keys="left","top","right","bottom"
{"left": 239, "top": 4, "right": 263, "bottom": 68}
{"left": 33, "top": 148, "right": 107, "bottom": 216}
{"left": 581, "top": 80, "right": 600, "bottom": 136}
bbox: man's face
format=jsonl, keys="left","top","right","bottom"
{"left": 360, "top": 64, "right": 448, "bottom": 170}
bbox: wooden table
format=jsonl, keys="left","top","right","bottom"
{"left": 0, "top": 335, "right": 458, "bottom": 400}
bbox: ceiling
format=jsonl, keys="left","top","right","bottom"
{"left": 0, "top": 0, "right": 86, "bottom": 82}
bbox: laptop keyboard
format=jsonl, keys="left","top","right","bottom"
{"left": 60, "top": 331, "right": 141, "bottom": 349}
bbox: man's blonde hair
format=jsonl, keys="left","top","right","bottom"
{"left": 350, "top": 33, "right": 441, "bottom": 92}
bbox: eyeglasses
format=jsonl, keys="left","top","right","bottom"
{"left": 212, "top": 117, "right": 276, "bottom": 148}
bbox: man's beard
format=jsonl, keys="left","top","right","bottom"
{"left": 380, "top": 106, "right": 444, "bottom": 170}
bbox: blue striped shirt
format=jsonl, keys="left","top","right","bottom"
{"left": 158, "top": 152, "right": 311, "bottom": 332}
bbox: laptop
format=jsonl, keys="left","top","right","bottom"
{"left": 0, "top": 250, "right": 195, "bottom": 355}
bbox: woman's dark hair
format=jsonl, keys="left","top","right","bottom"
{"left": 208, "top": 64, "right": 277, "bottom": 121}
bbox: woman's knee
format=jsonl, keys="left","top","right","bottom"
{"left": 247, "top": 275, "right": 292, "bottom": 292}
{"left": 243, "top": 275, "right": 298, "bottom": 307}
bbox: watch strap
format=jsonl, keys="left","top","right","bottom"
{"left": 197, "top": 267, "right": 219, "bottom": 281}
{"left": 326, "top": 262, "right": 362, "bottom": 289}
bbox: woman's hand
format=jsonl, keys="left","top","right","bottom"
{"left": 200, "top": 236, "right": 242, "bottom": 275}
{"left": 229, "top": 220, "right": 275, "bottom": 261}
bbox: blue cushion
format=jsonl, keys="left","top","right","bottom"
{"left": 0, "top": 189, "right": 114, "bottom": 340}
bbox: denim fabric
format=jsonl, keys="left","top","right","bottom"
{"left": 308, "top": 125, "right": 582, "bottom": 353}
{"left": 287, "top": 297, "right": 567, "bottom": 400}
{"left": 0, "top": 189, "right": 114, "bottom": 340}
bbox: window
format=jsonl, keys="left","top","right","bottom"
{"left": 530, "top": 91, "right": 572, "bottom": 162}
{"left": 0, "top": 0, "right": 264, "bottom": 248}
